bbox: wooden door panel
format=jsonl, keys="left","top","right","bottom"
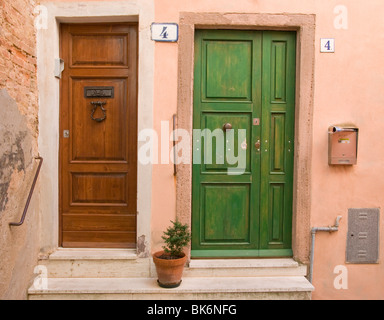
{"left": 62, "top": 232, "right": 136, "bottom": 248}
{"left": 200, "top": 113, "right": 251, "bottom": 173}
{"left": 270, "top": 113, "right": 287, "bottom": 173}
{"left": 203, "top": 39, "right": 253, "bottom": 101}
{"left": 192, "top": 30, "right": 262, "bottom": 257}
{"left": 71, "top": 34, "right": 129, "bottom": 67}
{"left": 259, "top": 32, "right": 296, "bottom": 254}
{"left": 270, "top": 40, "right": 288, "bottom": 103}
{"left": 62, "top": 215, "right": 136, "bottom": 232}
{"left": 62, "top": 169, "right": 136, "bottom": 213}
{"left": 201, "top": 184, "right": 251, "bottom": 244}
{"left": 60, "top": 23, "right": 137, "bottom": 248}
{"left": 68, "top": 24, "right": 132, "bottom": 68}
{"left": 71, "top": 78, "right": 128, "bottom": 161}
{"left": 266, "top": 183, "right": 286, "bottom": 244}
{"left": 71, "top": 173, "right": 128, "bottom": 205}
{"left": 193, "top": 30, "right": 295, "bottom": 258}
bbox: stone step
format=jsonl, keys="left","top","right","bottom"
{"left": 40, "top": 249, "right": 308, "bottom": 279}
{"left": 184, "top": 259, "right": 308, "bottom": 277}
{"left": 39, "top": 249, "right": 152, "bottom": 278}
{"left": 45, "top": 248, "right": 139, "bottom": 260}
{"left": 28, "top": 276, "right": 314, "bottom": 300}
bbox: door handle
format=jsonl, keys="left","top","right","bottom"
{"left": 91, "top": 101, "right": 107, "bottom": 122}
{"left": 255, "top": 140, "right": 261, "bottom": 150}
{"left": 223, "top": 123, "right": 232, "bottom": 131}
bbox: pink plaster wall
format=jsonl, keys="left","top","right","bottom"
{"left": 153, "top": 0, "right": 384, "bottom": 300}
{"left": 151, "top": 40, "right": 178, "bottom": 249}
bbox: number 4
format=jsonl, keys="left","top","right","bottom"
{"left": 320, "top": 39, "right": 335, "bottom": 53}
{"left": 160, "top": 27, "right": 169, "bottom": 39}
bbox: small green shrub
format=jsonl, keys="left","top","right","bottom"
{"left": 162, "top": 220, "right": 191, "bottom": 258}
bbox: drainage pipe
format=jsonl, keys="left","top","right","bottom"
{"left": 309, "top": 216, "right": 342, "bottom": 283}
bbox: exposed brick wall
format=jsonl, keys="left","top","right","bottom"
{"left": 0, "top": 0, "right": 38, "bottom": 136}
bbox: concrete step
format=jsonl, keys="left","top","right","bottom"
{"left": 28, "top": 276, "right": 314, "bottom": 300}
{"left": 184, "top": 259, "right": 308, "bottom": 278}
{"left": 39, "top": 249, "right": 151, "bottom": 278}
{"left": 40, "top": 249, "right": 307, "bottom": 279}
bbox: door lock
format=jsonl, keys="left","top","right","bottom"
{"left": 255, "top": 140, "right": 261, "bottom": 150}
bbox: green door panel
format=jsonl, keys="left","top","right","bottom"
{"left": 259, "top": 32, "right": 296, "bottom": 252}
{"left": 192, "top": 30, "right": 296, "bottom": 258}
{"left": 198, "top": 30, "right": 258, "bottom": 103}
{"left": 202, "top": 184, "right": 251, "bottom": 243}
{"left": 200, "top": 113, "right": 251, "bottom": 173}
{"left": 204, "top": 40, "right": 253, "bottom": 101}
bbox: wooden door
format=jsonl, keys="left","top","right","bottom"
{"left": 192, "top": 30, "right": 296, "bottom": 258}
{"left": 60, "top": 24, "right": 138, "bottom": 248}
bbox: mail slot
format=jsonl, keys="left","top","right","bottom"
{"left": 328, "top": 125, "right": 358, "bottom": 165}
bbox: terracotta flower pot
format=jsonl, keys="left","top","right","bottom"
{"left": 153, "top": 251, "right": 187, "bottom": 288}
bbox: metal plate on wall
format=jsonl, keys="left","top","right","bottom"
{"left": 347, "top": 208, "right": 380, "bottom": 264}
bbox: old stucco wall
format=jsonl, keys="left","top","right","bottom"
{"left": 0, "top": 0, "right": 40, "bottom": 300}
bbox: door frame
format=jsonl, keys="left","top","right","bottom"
{"left": 36, "top": 1, "right": 154, "bottom": 257}
{"left": 176, "top": 13, "right": 316, "bottom": 263}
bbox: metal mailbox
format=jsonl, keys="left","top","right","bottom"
{"left": 328, "top": 125, "right": 359, "bottom": 165}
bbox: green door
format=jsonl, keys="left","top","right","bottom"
{"left": 192, "top": 30, "right": 296, "bottom": 258}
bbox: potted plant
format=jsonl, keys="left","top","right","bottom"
{"left": 153, "top": 220, "right": 191, "bottom": 288}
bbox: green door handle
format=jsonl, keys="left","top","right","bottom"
{"left": 223, "top": 123, "right": 232, "bottom": 131}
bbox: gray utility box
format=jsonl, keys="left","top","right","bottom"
{"left": 346, "top": 208, "right": 380, "bottom": 264}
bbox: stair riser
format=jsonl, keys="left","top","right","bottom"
{"left": 39, "top": 260, "right": 151, "bottom": 278}
{"left": 183, "top": 266, "right": 308, "bottom": 278}
{"left": 30, "top": 256, "right": 313, "bottom": 300}
{"left": 29, "top": 291, "right": 312, "bottom": 300}
{"left": 40, "top": 259, "right": 307, "bottom": 279}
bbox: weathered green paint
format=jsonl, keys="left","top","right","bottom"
{"left": 259, "top": 32, "right": 296, "bottom": 254}
{"left": 192, "top": 30, "right": 296, "bottom": 258}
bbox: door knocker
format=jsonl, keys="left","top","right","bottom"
{"left": 91, "top": 101, "right": 107, "bottom": 122}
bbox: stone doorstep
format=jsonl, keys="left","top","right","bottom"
{"left": 45, "top": 248, "right": 138, "bottom": 261}
{"left": 30, "top": 251, "right": 313, "bottom": 299}
{"left": 28, "top": 276, "right": 314, "bottom": 297}
{"left": 183, "top": 258, "right": 308, "bottom": 278}
{"left": 43, "top": 249, "right": 301, "bottom": 268}
{"left": 38, "top": 249, "right": 151, "bottom": 279}
{"left": 188, "top": 258, "right": 299, "bottom": 269}
{"left": 39, "top": 250, "right": 308, "bottom": 279}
